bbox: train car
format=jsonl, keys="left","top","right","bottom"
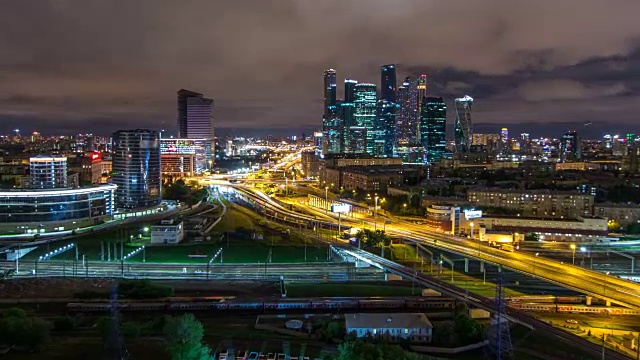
{"left": 358, "top": 299, "right": 406, "bottom": 309}
{"left": 263, "top": 301, "right": 312, "bottom": 310}
{"left": 227, "top": 302, "right": 264, "bottom": 311}
{"left": 126, "top": 302, "right": 167, "bottom": 311}
{"left": 555, "top": 296, "right": 584, "bottom": 304}
{"left": 311, "top": 299, "right": 357, "bottom": 310}
{"left": 67, "top": 302, "right": 111, "bottom": 312}
{"left": 406, "top": 299, "right": 456, "bottom": 310}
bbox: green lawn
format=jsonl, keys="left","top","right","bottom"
{"left": 286, "top": 283, "right": 420, "bottom": 297}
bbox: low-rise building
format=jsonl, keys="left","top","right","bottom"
{"left": 345, "top": 313, "right": 432, "bottom": 343}
{"left": 470, "top": 215, "right": 608, "bottom": 243}
{"left": 467, "top": 188, "right": 594, "bottom": 219}
{"left": 150, "top": 219, "right": 184, "bottom": 244}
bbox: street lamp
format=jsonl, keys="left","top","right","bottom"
{"left": 570, "top": 244, "right": 576, "bottom": 265}
{"left": 324, "top": 186, "right": 329, "bottom": 213}
{"left": 374, "top": 195, "right": 379, "bottom": 232}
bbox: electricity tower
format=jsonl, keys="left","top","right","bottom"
{"left": 487, "top": 266, "right": 514, "bottom": 360}
{"left": 106, "top": 286, "right": 128, "bottom": 360}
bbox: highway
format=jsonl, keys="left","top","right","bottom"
{"left": 224, "top": 183, "right": 640, "bottom": 309}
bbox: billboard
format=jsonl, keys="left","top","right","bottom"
{"left": 331, "top": 204, "right": 352, "bottom": 213}
{"left": 464, "top": 210, "right": 483, "bottom": 220}
{"left": 160, "top": 139, "right": 200, "bottom": 155}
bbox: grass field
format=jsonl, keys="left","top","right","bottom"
{"left": 286, "top": 283, "right": 420, "bottom": 297}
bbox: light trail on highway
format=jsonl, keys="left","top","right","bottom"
{"left": 226, "top": 183, "right": 640, "bottom": 309}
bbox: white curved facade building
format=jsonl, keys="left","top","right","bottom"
{"left": 0, "top": 184, "right": 116, "bottom": 234}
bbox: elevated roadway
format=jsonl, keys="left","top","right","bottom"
{"left": 225, "top": 183, "right": 640, "bottom": 309}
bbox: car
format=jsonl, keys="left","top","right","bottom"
{"left": 565, "top": 319, "right": 578, "bottom": 324}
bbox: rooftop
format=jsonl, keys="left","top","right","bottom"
{"left": 345, "top": 313, "right": 432, "bottom": 329}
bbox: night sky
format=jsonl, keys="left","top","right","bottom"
{"left": 1, "top": 0, "right": 639, "bottom": 138}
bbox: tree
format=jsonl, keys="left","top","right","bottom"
{"left": 335, "top": 340, "right": 419, "bottom": 360}
{"left": 0, "top": 308, "right": 51, "bottom": 352}
{"left": 524, "top": 233, "right": 539, "bottom": 242}
{"left": 163, "top": 314, "right": 212, "bottom": 360}
{"left": 355, "top": 229, "right": 390, "bottom": 248}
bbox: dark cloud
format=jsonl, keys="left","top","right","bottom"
{"left": 0, "top": 0, "right": 640, "bottom": 136}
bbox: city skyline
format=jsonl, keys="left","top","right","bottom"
{"left": 1, "top": 1, "right": 640, "bottom": 137}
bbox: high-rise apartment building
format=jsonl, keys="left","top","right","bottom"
{"left": 29, "top": 156, "right": 68, "bottom": 189}
{"left": 112, "top": 129, "right": 162, "bottom": 209}
{"left": 177, "top": 89, "right": 214, "bottom": 168}
{"left": 419, "top": 97, "right": 447, "bottom": 163}
{"left": 454, "top": 95, "right": 474, "bottom": 153}
{"left": 354, "top": 83, "right": 377, "bottom": 155}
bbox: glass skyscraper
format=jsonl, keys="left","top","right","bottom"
{"left": 395, "top": 77, "right": 417, "bottom": 146}
{"left": 112, "top": 129, "right": 162, "bottom": 209}
{"left": 380, "top": 64, "right": 396, "bottom": 103}
{"left": 322, "top": 69, "right": 342, "bottom": 155}
{"left": 354, "top": 83, "right": 377, "bottom": 155}
{"left": 454, "top": 95, "right": 474, "bottom": 153}
{"left": 177, "top": 89, "right": 214, "bottom": 168}
{"left": 419, "top": 97, "right": 447, "bottom": 163}
{"left": 376, "top": 100, "right": 397, "bottom": 157}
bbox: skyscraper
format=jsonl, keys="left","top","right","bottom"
{"left": 417, "top": 74, "right": 427, "bottom": 102}
{"left": 177, "top": 89, "right": 214, "bottom": 168}
{"left": 561, "top": 130, "right": 581, "bottom": 162}
{"left": 322, "top": 70, "right": 342, "bottom": 156}
{"left": 396, "top": 76, "right": 418, "bottom": 146}
{"left": 376, "top": 100, "right": 397, "bottom": 157}
{"left": 323, "top": 101, "right": 344, "bottom": 155}
{"left": 323, "top": 69, "right": 337, "bottom": 112}
{"left": 29, "top": 156, "right": 68, "bottom": 189}
{"left": 380, "top": 64, "right": 397, "bottom": 103}
{"left": 354, "top": 83, "right": 378, "bottom": 155}
{"left": 454, "top": 95, "right": 474, "bottom": 153}
{"left": 344, "top": 79, "right": 358, "bottom": 103}
{"left": 419, "top": 97, "right": 447, "bottom": 163}
{"left": 112, "top": 129, "right": 162, "bottom": 209}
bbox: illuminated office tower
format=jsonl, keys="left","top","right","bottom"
{"left": 345, "top": 126, "right": 367, "bottom": 154}
{"left": 501, "top": 128, "right": 509, "bottom": 141}
{"left": 561, "top": 130, "right": 581, "bottom": 162}
{"left": 419, "top": 97, "right": 447, "bottom": 163}
{"left": 376, "top": 100, "right": 397, "bottom": 157}
{"left": 416, "top": 74, "right": 427, "bottom": 104}
{"left": 112, "top": 129, "right": 161, "bottom": 209}
{"left": 396, "top": 77, "right": 419, "bottom": 145}
{"left": 322, "top": 69, "right": 342, "bottom": 155}
{"left": 354, "top": 83, "right": 377, "bottom": 154}
{"left": 177, "top": 89, "right": 214, "bottom": 168}
{"left": 344, "top": 78, "right": 358, "bottom": 103}
{"left": 323, "top": 101, "right": 344, "bottom": 155}
{"left": 454, "top": 95, "right": 474, "bottom": 153}
{"left": 380, "top": 64, "right": 397, "bottom": 103}
{"left": 323, "top": 69, "right": 337, "bottom": 112}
